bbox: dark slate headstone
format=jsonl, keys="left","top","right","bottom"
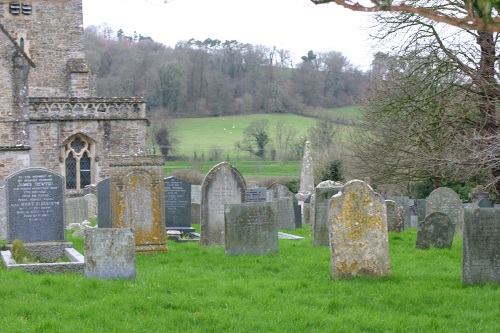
{"left": 386, "top": 200, "right": 404, "bottom": 233}
{"left": 463, "top": 207, "right": 500, "bottom": 285}
{"left": 164, "top": 176, "right": 193, "bottom": 232}
{"left": 84, "top": 228, "right": 136, "bottom": 279}
{"left": 200, "top": 162, "right": 247, "bottom": 247}
{"left": 246, "top": 187, "right": 267, "bottom": 203}
{"left": 416, "top": 212, "right": 455, "bottom": 249}
{"left": 225, "top": 202, "right": 278, "bottom": 256}
{"left": 97, "top": 178, "right": 111, "bottom": 228}
{"left": 313, "top": 185, "right": 342, "bottom": 246}
{"left": 293, "top": 197, "right": 302, "bottom": 228}
{"left": 6, "top": 168, "right": 65, "bottom": 243}
{"left": 478, "top": 198, "right": 493, "bottom": 208}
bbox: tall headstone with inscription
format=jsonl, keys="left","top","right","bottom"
{"left": 276, "top": 197, "right": 296, "bottom": 230}
{"left": 296, "top": 141, "right": 314, "bottom": 201}
{"left": 109, "top": 156, "right": 167, "bottom": 252}
{"left": 313, "top": 181, "right": 342, "bottom": 246}
{"left": 97, "top": 178, "right": 111, "bottom": 228}
{"left": 6, "top": 168, "right": 65, "bottom": 243}
{"left": 164, "top": 176, "right": 193, "bottom": 232}
{"left": 200, "top": 162, "right": 246, "bottom": 247}
{"left": 329, "top": 180, "right": 390, "bottom": 278}
{"left": 84, "top": 228, "right": 136, "bottom": 279}
{"left": 225, "top": 202, "right": 278, "bottom": 255}
{"left": 426, "top": 187, "right": 464, "bottom": 236}
{"left": 463, "top": 207, "right": 500, "bottom": 285}
{"left": 386, "top": 200, "right": 404, "bottom": 233}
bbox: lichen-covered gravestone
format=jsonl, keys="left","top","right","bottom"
{"left": 462, "top": 207, "right": 500, "bottom": 285}
{"left": 426, "top": 187, "right": 464, "bottom": 236}
{"left": 416, "top": 212, "right": 455, "bottom": 249}
{"left": 109, "top": 156, "right": 167, "bottom": 252}
{"left": 313, "top": 181, "right": 342, "bottom": 246}
{"left": 224, "top": 202, "right": 278, "bottom": 256}
{"left": 200, "top": 162, "right": 246, "bottom": 247}
{"left": 328, "top": 180, "right": 390, "bottom": 278}
{"left": 84, "top": 228, "right": 136, "bottom": 279}
{"left": 385, "top": 200, "right": 404, "bottom": 233}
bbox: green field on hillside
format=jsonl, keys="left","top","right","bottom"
{"left": 155, "top": 108, "right": 360, "bottom": 160}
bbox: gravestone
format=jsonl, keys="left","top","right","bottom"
{"left": 65, "top": 196, "right": 88, "bottom": 226}
{"left": 274, "top": 184, "right": 293, "bottom": 199}
{"left": 293, "top": 197, "right": 302, "bottom": 228}
{"left": 463, "top": 207, "right": 500, "bottom": 285}
{"left": 276, "top": 197, "right": 296, "bottom": 230}
{"left": 84, "top": 194, "right": 97, "bottom": 220}
{"left": 191, "top": 185, "right": 201, "bottom": 225}
{"left": 224, "top": 202, "right": 278, "bottom": 255}
{"left": 246, "top": 187, "right": 267, "bottom": 203}
{"left": 469, "top": 185, "right": 490, "bottom": 203}
{"left": 97, "top": 178, "right": 111, "bottom": 228}
{"left": 109, "top": 155, "right": 167, "bottom": 252}
{"left": 385, "top": 196, "right": 411, "bottom": 228}
{"left": 416, "top": 212, "right": 455, "bottom": 249}
{"left": 478, "top": 198, "right": 493, "bottom": 208}
{"left": 313, "top": 182, "right": 342, "bottom": 246}
{"left": 164, "top": 176, "right": 193, "bottom": 232}
{"left": 426, "top": 187, "right": 464, "bottom": 236}
{"left": 200, "top": 162, "right": 246, "bottom": 246}
{"left": 329, "top": 180, "right": 390, "bottom": 278}
{"left": 84, "top": 228, "right": 136, "bottom": 279}
{"left": 296, "top": 141, "right": 315, "bottom": 201}
{"left": 386, "top": 200, "right": 404, "bottom": 233}
{"left": 415, "top": 199, "right": 427, "bottom": 222}
{"left": 6, "top": 168, "right": 65, "bottom": 243}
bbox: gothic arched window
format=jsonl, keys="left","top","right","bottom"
{"left": 64, "top": 135, "right": 93, "bottom": 190}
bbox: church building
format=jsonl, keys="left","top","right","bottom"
{"left": 0, "top": 0, "right": 149, "bottom": 195}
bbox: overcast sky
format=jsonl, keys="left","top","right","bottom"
{"left": 82, "top": 0, "right": 378, "bottom": 70}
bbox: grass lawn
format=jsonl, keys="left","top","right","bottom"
{"left": 1, "top": 227, "right": 499, "bottom": 332}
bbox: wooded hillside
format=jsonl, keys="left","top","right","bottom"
{"left": 83, "top": 26, "right": 368, "bottom": 119}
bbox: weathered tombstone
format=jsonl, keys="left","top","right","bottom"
{"left": 478, "top": 198, "right": 493, "bottom": 208}
{"left": 200, "top": 162, "right": 246, "bottom": 246}
{"left": 84, "top": 228, "right": 136, "bottom": 279}
{"left": 65, "top": 196, "right": 88, "bottom": 226}
{"left": 293, "top": 197, "right": 302, "bottom": 228}
{"left": 109, "top": 155, "right": 167, "bottom": 252}
{"left": 276, "top": 197, "right": 296, "bottom": 230}
{"left": 416, "top": 212, "right": 455, "bottom": 249}
{"left": 274, "top": 185, "right": 292, "bottom": 199}
{"left": 385, "top": 196, "right": 411, "bottom": 228}
{"left": 469, "top": 185, "right": 490, "bottom": 203}
{"left": 246, "top": 187, "right": 267, "bottom": 203}
{"left": 6, "top": 168, "right": 65, "bottom": 243}
{"left": 329, "top": 180, "right": 391, "bottom": 278}
{"left": 191, "top": 185, "right": 201, "bottom": 225}
{"left": 386, "top": 200, "right": 404, "bottom": 233}
{"left": 463, "top": 207, "right": 500, "bottom": 285}
{"left": 415, "top": 199, "right": 427, "bottom": 222}
{"left": 84, "top": 194, "right": 97, "bottom": 220}
{"left": 313, "top": 182, "right": 342, "bottom": 246}
{"left": 97, "top": 178, "right": 111, "bottom": 228}
{"left": 164, "top": 176, "right": 193, "bottom": 232}
{"left": 224, "top": 202, "right": 278, "bottom": 255}
{"left": 296, "top": 141, "right": 315, "bottom": 201}
{"left": 426, "top": 187, "right": 464, "bottom": 236}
